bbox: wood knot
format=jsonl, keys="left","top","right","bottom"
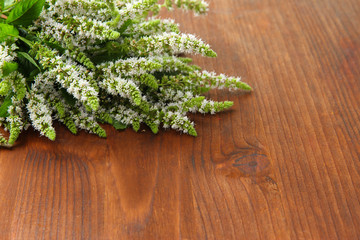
{"left": 216, "top": 153, "right": 271, "bottom": 178}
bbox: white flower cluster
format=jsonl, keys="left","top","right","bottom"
{"left": 108, "top": 104, "right": 142, "bottom": 126}
{"left": 67, "top": 105, "right": 106, "bottom": 137}
{"left": 98, "top": 57, "right": 162, "bottom": 76}
{"left": 124, "top": 18, "right": 180, "bottom": 38}
{"left": 113, "top": 0, "right": 158, "bottom": 28}
{"left": 31, "top": 43, "right": 100, "bottom": 110}
{"left": 26, "top": 91, "right": 56, "bottom": 140}
{"left": 0, "top": 43, "right": 17, "bottom": 76}
{"left": 127, "top": 32, "right": 217, "bottom": 57}
{"left": 165, "top": 0, "right": 209, "bottom": 15}
{"left": 190, "top": 70, "right": 252, "bottom": 91}
{"left": 100, "top": 76, "right": 142, "bottom": 105}
{"left": 54, "top": 0, "right": 112, "bottom": 22}
{"left": 35, "top": 0, "right": 120, "bottom": 49}
{"left": 0, "top": 0, "right": 251, "bottom": 146}
{"left": 98, "top": 56, "right": 193, "bottom": 77}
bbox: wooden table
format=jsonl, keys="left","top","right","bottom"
{"left": 1, "top": 0, "right": 359, "bottom": 239}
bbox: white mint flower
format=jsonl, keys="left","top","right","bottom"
{"left": 0, "top": 0, "right": 251, "bottom": 146}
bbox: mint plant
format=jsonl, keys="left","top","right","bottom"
{"left": 0, "top": 0, "right": 251, "bottom": 147}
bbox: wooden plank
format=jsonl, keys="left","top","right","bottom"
{"left": 0, "top": 0, "right": 359, "bottom": 239}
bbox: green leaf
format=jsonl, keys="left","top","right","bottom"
{"left": 17, "top": 51, "right": 37, "bottom": 77}
{"left": 2, "top": 61, "right": 18, "bottom": 76}
{"left": 118, "top": 19, "right": 133, "bottom": 34}
{"left": 60, "top": 88, "right": 76, "bottom": 107}
{"left": 0, "top": 95, "right": 12, "bottom": 117}
{"left": 17, "top": 52, "right": 40, "bottom": 71}
{"left": 6, "top": 0, "right": 45, "bottom": 26}
{"left": 29, "top": 68, "right": 39, "bottom": 78}
{"left": 0, "top": 22, "right": 18, "bottom": 42}
{"left": 43, "top": 40, "right": 65, "bottom": 54}
{"left": 17, "top": 36, "right": 33, "bottom": 47}
{"left": 2, "top": 0, "right": 15, "bottom": 10}
{"left": 112, "top": 119, "right": 127, "bottom": 130}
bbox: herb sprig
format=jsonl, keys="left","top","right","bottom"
{"left": 0, "top": 0, "right": 251, "bottom": 147}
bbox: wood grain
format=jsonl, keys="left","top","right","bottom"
{"left": 0, "top": 0, "right": 359, "bottom": 239}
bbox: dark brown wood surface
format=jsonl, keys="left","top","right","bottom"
{"left": 1, "top": 0, "right": 360, "bottom": 239}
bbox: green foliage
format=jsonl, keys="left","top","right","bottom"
{"left": 17, "top": 52, "right": 41, "bottom": 71}
{"left": 137, "top": 74, "right": 158, "bottom": 89}
{"left": 54, "top": 101, "right": 65, "bottom": 118}
{"left": 7, "top": 115, "right": 21, "bottom": 145}
{"left": 112, "top": 119, "right": 127, "bottom": 130}
{"left": 93, "top": 124, "right": 106, "bottom": 138}
{"left": 0, "top": 79, "right": 11, "bottom": 96}
{"left": 62, "top": 116, "right": 78, "bottom": 134}
{"left": 0, "top": 134, "right": 7, "bottom": 145}
{"left": 44, "top": 127, "right": 56, "bottom": 140}
{"left": 12, "top": 73, "right": 26, "bottom": 100}
{"left": 145, "top": 119, "right": 159, "bottom": 134}
{"left": 60, "top": 88, "right": 76, "bottom": 107}
{"left": 132, "top": 118, "right": 140, "bottom": 132}
{"left": 0, "top": 23, "right": 18, "bottom": 42}
{"left": 1, "top": 0, "right": 16, "bottom": 10}
{"left": 0, "top": 95, "right": 11, "bottom": 117}
{"left": 16, "top": 51, "right": 39, "bottom": 78}
{"left": 6, "top": 0, "right": 45, "bottom": 26}
{"left": 2, "top": 61, "right": 18, "bottom": 76}
{"left": 118, "top": 19, "right": 133, "bottom": 34}
{"left": 0, "top": 0, "right": 252, "bottom": 147}
{"left": 188, "top": 127, "right": 197, "bottom": 137}
{"left": 97, "top": 112, "right": 113, "bottom": 124}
